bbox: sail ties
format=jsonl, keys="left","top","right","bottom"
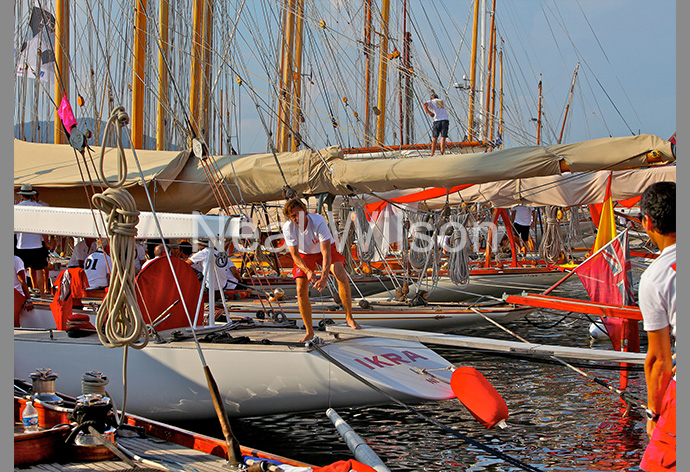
{"left": 92, "top": 187, "right": 147, "bottom": 349}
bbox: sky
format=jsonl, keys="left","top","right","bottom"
{"left": 11, "top": 0, "right": 677, "bottom": 153}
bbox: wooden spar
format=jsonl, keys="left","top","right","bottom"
{"left": 536, "top": 73, "right": 542, "bottom": 145}
{"left": 341, "top": 140, "right": 486, "bottom": 155}
{"left": 483, "top": 0, "right": 496, "bottom": 142}
{"left": 156, "top": 0, "right": 170, "bottom": 150}
{"left": 504, "top": 293, "right": 643, "bottom": 321}
{"left": 54, "top": 0, "right": 69, "bottom": 145}
{"left": 132, "top": 0, "right": 147, "bottom": 149}
{"left": 467, "top": 0, "right": 480, "bottom": 141}
{"left": 404, "top": 32, "right": 413, "bottom": 144}
{"left": 498, "top": 49, "right": 503, "bottom": 148}
{"left": 489, "top": 26, "right": 497, "bottom": 144}
{"left": 375, "top": 0, "right": 391, "bottom": 146}
{"left": 291, "top": 0, "right": 304, "bottom": 151}
{"left": 201, "top": 0, "right": 213, "bottom": 142}
{"left": 558, "top": 62, "right": 580, "bottom": 144}
{"left": 189, "top": 0, "right": 204, "bottom": 140}
{"left": 326, "top": 326, "right": 646, "bottom": 364}
{"left": 363, "top": 0, "right": 372, "bottom": 147}
{"left": 277, "top": 0, "right": 296, "bottom": 152}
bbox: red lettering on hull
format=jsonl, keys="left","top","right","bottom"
{"left": 354, "top": 351, "right": 430, "bottom": 370}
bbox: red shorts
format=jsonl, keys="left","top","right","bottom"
{"left": 292, "top": 243, "right": 345, "bottom": 279}
{"left": 641, "top": 378, "right": 676, "bottom": 471}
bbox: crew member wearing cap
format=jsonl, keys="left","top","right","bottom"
{"left": 423, "top": 91, "right": 450, "bottom": 157}
{"left": 14, "top": 184, "right": 51, "bottom": 299}
{"left": 282, "top": 198, "right": 361, "bottom": 342}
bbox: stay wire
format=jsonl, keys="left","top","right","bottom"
{"left": 310, "top": 343, "right": 543, "bottom": 472}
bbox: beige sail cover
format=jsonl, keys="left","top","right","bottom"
{"left": 14, "top": 134, "right": 673, "bottom": 212}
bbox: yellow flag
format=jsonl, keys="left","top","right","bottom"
{"left": 592, "top": 172, "right": 616, "bottom": 253}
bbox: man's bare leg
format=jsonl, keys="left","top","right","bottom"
{"left": 32, "top": 269, "right": 45, "bottom": 299}
{"left": 333, "top": 263, "right": 360, "bottom": 329}
{"left": 440, "top": 137, "right": 446, "bottom": 155}
{"left": 295, "top": 277, "right": 315, "bottom": 342}
{"left": 430, "top": 137, "right": 438, "bottom": 157}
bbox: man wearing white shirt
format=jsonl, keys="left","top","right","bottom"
{"left": 638, "top": 182, "right": 676, "bottom": 471}
{"left": 84, "top": 240, "right": 112, "bottom": 290}
{"left": 282, "top": 198, "right": 360, "bottom": 342}
{"left": 14, "top": 184, "right": 51, "bottom": 298}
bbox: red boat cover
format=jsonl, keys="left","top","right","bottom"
{"left": 451, "top": 366, "right": 509, "bottom": 429}
{"left": 135, "top": 256, "right": 202, "bottom": 331}
{"left": 313, "top": 459, "right": 377, "bottom": 472}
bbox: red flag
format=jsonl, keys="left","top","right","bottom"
{"left": 575, "top": 230, "right": 635, "bottom": 306}
{"left": 574, "top": 229, "right": 638, "bottom": 389}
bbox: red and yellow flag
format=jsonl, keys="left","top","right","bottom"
{"left": 591, "top": 171, "right": 616, "bottom": 253}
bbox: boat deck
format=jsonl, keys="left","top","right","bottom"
{"left": 14, "top": 433, "right": 234, "bottom": 472}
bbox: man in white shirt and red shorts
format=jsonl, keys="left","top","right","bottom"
{"left": 638, "top": 182, "right": 676, "bottom": 472}
{"left": 282, "top": 198, "right": 361, "bottom": 342}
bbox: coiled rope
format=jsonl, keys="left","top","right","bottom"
{"left": 448, "top": 213, "right": 471, "bottom": 286}
{"left": 538, "top": 206, "right": 563, "bottom": 265}
{"left": 93, "top": 107, "right": 147, "bottom": 349}
{"left": 567, "top": 205, "right": 583, "bottom": 244}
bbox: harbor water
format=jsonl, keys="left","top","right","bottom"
{"left": 176, "top": 279, "right": 651, "bottom": 471}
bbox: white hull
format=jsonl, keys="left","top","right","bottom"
{"left": 15, "top": 327, "right": 455, "bottom": 421}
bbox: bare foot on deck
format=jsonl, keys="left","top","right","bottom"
{"left": 347, "top": 319, "right": 361, "bottom": 330}
{"left": 299, "top": 333, "right": 315, "bottom": 343}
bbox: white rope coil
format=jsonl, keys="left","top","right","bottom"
{"left": 355, "top": 205, "right": 377, "bottom": 263}
{"left": 92, "top": 187, "right": 148, "bottom": 349}
{"left": 538, "top": 206, "right": 563, "bottom": 265}
{"left": 448, "top": 213, "right": 471, "bottom": 286}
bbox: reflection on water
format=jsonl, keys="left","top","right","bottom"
{"left": 175, "top": 280, "right": 650, "bottom": 471}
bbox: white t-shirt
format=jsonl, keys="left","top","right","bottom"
{"left": 84, "top": 250, "right": 112, "bottom": 289}
{"left": 224, "top": 260, "right": 239, "bottom": 290}
{"left": 513, "top": 205, "right": 532, "bottom": 226}
{"left": 68, "top": 240, "right": 94, "bottom": 268}
{"left": 189, "top": 248, "right": 228, "bottom": 290}
{"left": 15, "top": 200, "right": 44, "bottom": 249}
{"left": 14, "top": 256, "right": 25, "bottom": 293}
{"left": 425, "top": 98, "right": 449, "bottom": 121}
{"left": 134, "top": 243, "right": 147, "bottom": 272}
{"left": 282, "top": 213, "right": 334, "bottom": 255}
{"left": 639, "top": 244, "right": 676, "bottom": 339}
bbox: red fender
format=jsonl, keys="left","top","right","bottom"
{"left": 451, "top": 367, "right": 509, "bottom": 429}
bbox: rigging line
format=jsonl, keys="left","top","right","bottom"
{"left": 572, "top": 0, "right": 643, "bottom": 132}
{"left": 310, "top": 343, "right": 543, "bottom": 472}
{"left": 448, "top": 3, "right": 473, "bottom": 87}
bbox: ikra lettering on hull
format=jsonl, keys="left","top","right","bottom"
{"left": 353, "top": 351, "right": 429, "bottom": 370}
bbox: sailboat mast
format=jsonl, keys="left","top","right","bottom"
{"left": 132, "top": 0, "right": 147, "bottom": 149}
{"left": 536, "top": 73, "right": 542, "bottom": 145}
{"left": 467, "top": 0, "right": 480, "bottom": 141}
{"left": 363, "top": 0, "right": 372, "bottom": 147}
{"left": 558, "top": 62, "right": 580, "bottom": 144}
{"left": 498, "top": 48, "right": 503, "bottom": 149}
{"left": 156, "top": 0, "right": 169, "bottom": 150}
{"left": 200, "top": 0, "right": 213, "bottom": 143}
{"left": 54, "top": 0, "right": 69, "bottom": 145}
{"left": 375, "top": 0, "right": 390, "bottom": 146}
{"left": 277, "top": 0, "right": 296, "bottom": 152}
{"left": 291, "top": 0, "right": 304, "bottom": 151}
{"left": 189, "top": 0, "right": 204, "bottom": 141}
{"left": 483, "top": 0, "right": 496, "bottom": 142}
{"left": 478, "top": 0, "right": 486, "bottom": 138}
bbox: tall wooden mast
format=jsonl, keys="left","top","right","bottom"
{"left": 189, "top": 0, "right": 204, "bottom": 141}
{"left": 54, "top": 0, "right": 69, "bottom": 145}
{"left": 483, "top": 0, "right": 496, "bottom": 142}
{"left": 277, "top": 0, "right": 296, "bottom": 152}
{"left": 558, "top": 62, "right": 580, "bottom": 144}
{"left": 290, "top": 0, "right": 304, "bottom": 151}
{"left": 200, "top": 0, "right": 213, "bottom": 142}
{"left": 363, "top": 0, "right": 373, "bottom": 147}
{"left": 498, "top": 48, "right": 503, "bottom": 149}
{"left": 131, "top": 0, "right": 147, "bottom": 149}
{"left": 375, "top": 0, "right": 391, "bottom": 146}
{"left": 536, "top": 73, "right": 542, "bottom": 145}
{"left": 156, "top": 0, "right": 169, "bottom": 150}
{"left": 467, "top": 0, "right": 480, "bottom": 141}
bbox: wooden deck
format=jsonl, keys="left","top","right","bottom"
{"left": 15, "top": 433, "right": 235, "bottom": 471}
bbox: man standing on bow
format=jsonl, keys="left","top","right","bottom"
{"left": 638, "top": 182, "right": 676, "bottom": 472}
{"left": 282, "top": 198, "right": 360, "bottom": 342}
{"left": 423, "top": 91, "right": 450, "bottom": 157}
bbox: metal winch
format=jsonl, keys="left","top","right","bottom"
{"left": 29, "top": 368, "right": 63, "bottom": 404}
{"left": 67, "top": 393, "right": 117, "bottom": 446}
